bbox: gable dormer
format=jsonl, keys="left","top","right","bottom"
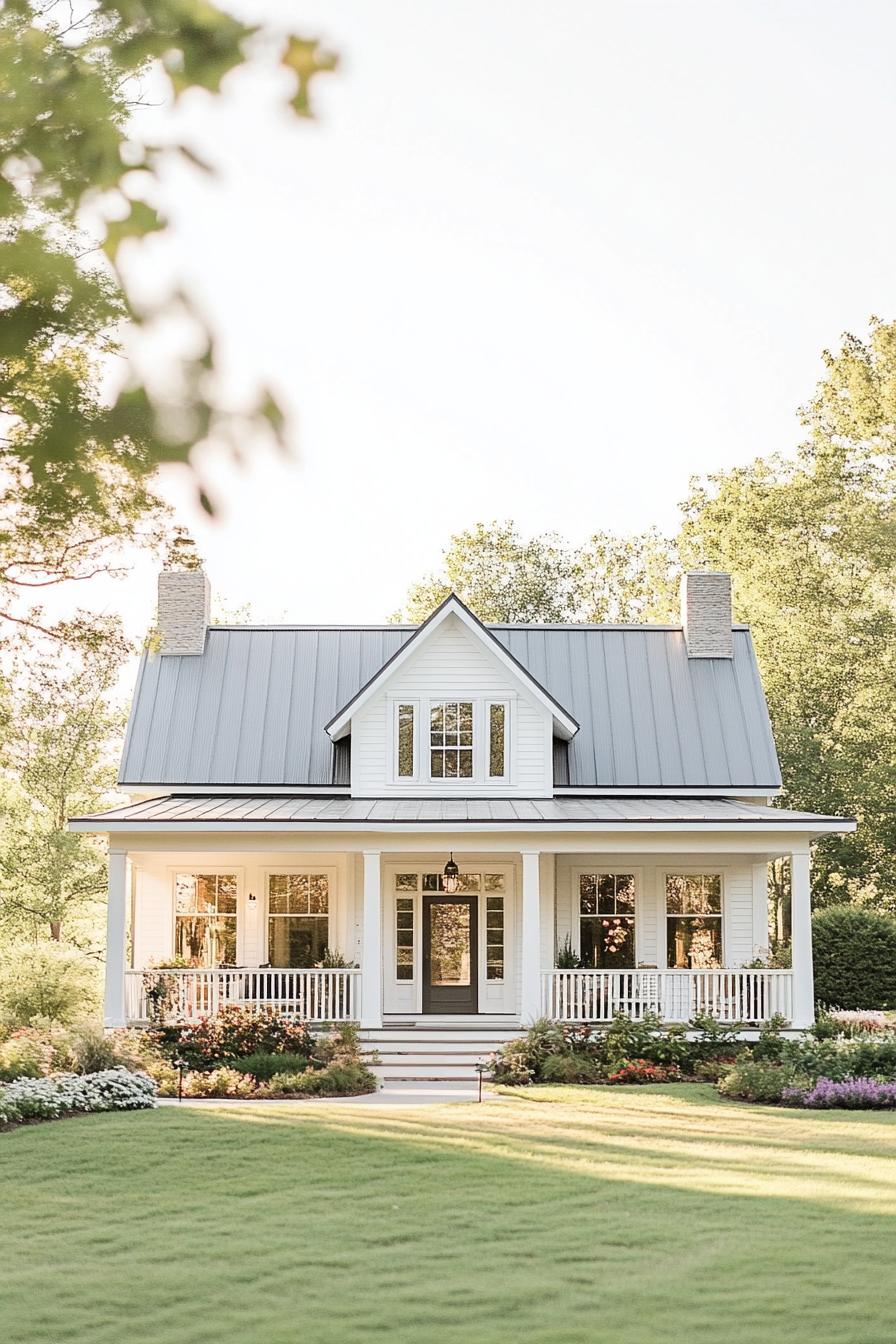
{"left": 325, "top": 595, "right": 577, "bottom": 798}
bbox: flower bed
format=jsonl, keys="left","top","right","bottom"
{"left": 489, "top": 1012, "right": 745, "bottom": 1086}
{"left": 782, "top": 1077, "right": 896, "bottom": 1109}
{"left": 145, "top": 1011, "right": 378, "bottom": 1099}
{"left": 0, "top": 1068, "right": 157, "bottom": 1128}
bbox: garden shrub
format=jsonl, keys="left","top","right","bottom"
{"left": 782, "top": 1077, "right": 896, "bottom": 1109}
{"left": 182, "top": 1067, "right": 256, "bottom": 1098}
{"left": 149, "top": 1006, "right": 316, "bottom": 1069}
{"left": 0, "top": 942, "right": 100, "bottom": 1026}
{"left": 490, "top": 1012, "right": 745, "bottom": 1085}
{"left": 540, "top": 1053, "right": 602, "bottom": 1084}
{"left": 813, "top": 1009, "right": 893, "bottom": 1039}
{"left": 606, "top": 1060, "right": 681, "bottom": 1085}
{"left": 230, "top": 1051, "right": 310, "bottom": 1080}
{"left": 263, "top": 1061, "right": 377, "bottom": 1097}
{"left": 779, "top": 1034, "right": 896, "bottom": 1083}
{"left": 0, "top": 1068, "right": 156, "bottom": 1126}
{"left": 489, "top": 1038, "right": 535, "bottom": 1085}
{"left": 812, "top": 906, "right": 896, "bottom": 1010}
{"left": 0, "top": 1031, "right": 53, "bottom": 1081}
{"left": 718, "top": 1059, "right": 799, "bottom": 1104}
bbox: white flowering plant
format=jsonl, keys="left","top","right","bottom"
{"left": 0, "top": 1068, "right": 157, "bottom": 1127}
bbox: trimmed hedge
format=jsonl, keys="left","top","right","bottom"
{"left": 813, "top": 906, "right": 896, "bottom": 1010}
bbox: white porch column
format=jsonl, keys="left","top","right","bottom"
{"left": 360, "top": 850, "right": 383, "bottom": 1029}
{"left": 520, "top": 850, "right": 542, "bottom": 1023}
{"left": 104, "top": 848, "right": 128, "bottom": 1028}
{"left": 790, "top": 848, "right": 815, "bottom": 1029}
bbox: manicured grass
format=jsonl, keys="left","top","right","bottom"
{"left": 2, "top": 1084, "right": 896, "bottom": 1343}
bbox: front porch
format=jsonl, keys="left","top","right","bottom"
{"left": 124, "top": 963, "right": 795, "bottom": 1026}
{"left": 104, "top": 839, "right": 813, "bottom": 1031}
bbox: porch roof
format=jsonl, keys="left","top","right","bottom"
{"left": 70, "top": 793, "right": 854, "bottom": 834}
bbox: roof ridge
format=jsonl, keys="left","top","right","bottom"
{"left": 207, "top": 623, "right": 752, "bottom": 633}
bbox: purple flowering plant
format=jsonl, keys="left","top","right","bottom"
{"left": 782, "top": 1076, "right": 896, "bottom": 1109}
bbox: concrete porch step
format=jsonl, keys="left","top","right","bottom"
{"left": 361, "top": 1026, "right": 522, "bottom": 1081}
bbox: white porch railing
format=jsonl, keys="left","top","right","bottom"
{"left": 542, "top": 968, "right": 794, "bottom": 1025}
{"left": 126, "top": 968, "right": 361, "bottom": 1025}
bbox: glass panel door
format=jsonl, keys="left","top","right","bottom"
{"left": 422, "top": 895, "right": 478, "bottom": 1014}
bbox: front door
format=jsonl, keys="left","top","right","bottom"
{"left": 422, "top": 894, "right": 478, "bottom": 1014}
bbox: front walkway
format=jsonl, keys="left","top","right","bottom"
{"left": 158, "top": 1081, "right": 496, "bottom": 1108}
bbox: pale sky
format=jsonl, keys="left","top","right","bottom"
{"left": 89, "top": 1, "right": 896, "bottom": 636}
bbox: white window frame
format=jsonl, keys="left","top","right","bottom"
{"left": 485, "top": 699, "right": 510, "bottom": 783}
{"left": 393, "top": 699, "right": 419, "bottom": 782}
{"left": 570, "top": 867, "right": 642, "bottom": 968}
{"left": 389, "top": 696, "right": 512, "bottom": 785}
{"left": 663, "top": 870, "right": 726, "bottom": 969}
{"left": 262, "top": 866, "right": 338, "bottom": 968}
{"left": 382, "top": 861, "right": 516, "bottom": 1013}
{"left": 169, "top": 866, "right": 245, "bottom": 966}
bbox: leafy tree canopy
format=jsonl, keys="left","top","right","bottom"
{"left": 397, "top": 319, "right": 896, "bottom": 915}
{"left": 396, "top": 521, "right": 679, "bottom": 624}
{"left": 0, "top": 0, "right": 337, "bottom": 513}
{"left": 0, "top": 625, "right": 128, "bottom": 945}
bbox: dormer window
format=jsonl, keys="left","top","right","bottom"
{"left": 430, "top": 701, "right": 474, "bottom": 779}
{"left": 392, "top": 697, "right": 509, "bottom": 784}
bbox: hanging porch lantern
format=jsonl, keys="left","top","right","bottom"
{"left": 442, "top": 853, "right": 460, "bottom": 894}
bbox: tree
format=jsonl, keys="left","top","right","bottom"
{"left": 0, "top": 628, "right": 128, "bottom": 945}
{"left": 395, "top": 520, "right": 680, "bottom": 623}
{"left": 397, "top": 522, "right": 577, "bottom": 623}
{"left": 1, "top": 1, "right": 337, "bottom": 509}
{"left": 679, "top": 317, "right": 896, "bottom": 918}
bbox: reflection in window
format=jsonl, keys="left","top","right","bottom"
{"left": 268, "top": 873, "right": 330, "bottom": 968}
{"left": 429, "top": 902, "right": 471, "bottom": 985}
{"left": 488, "top": 703, "right": 506, "bottom": 778}
{"left": 579, "top": 873, "right": 635, "bottom": 968}
{"left": 486, "top": 896, "right": 504, "bottom": 980}
{"left": 175, "top": 873, "right": 238, "bottom": 966}
{"left": 397, "top": 704, "right": 415, "bottom": 778}
{"left": 666, "top": 874, "right": 722, "bottom": 968}
{"left": 430, "top": 701, "right": 474, "bottom": 779}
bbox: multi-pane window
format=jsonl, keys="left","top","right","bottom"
{"left": 175, "top": 873, "right": 237, "bottom": 966}
{"left": 430, "top": 701, "right": 474, "bottom": 779}
{"left": 666, "top": 874, "right": 722, "bottom": 968}
{"left": 396, "top": 894, "right": 415, "bottom": 980}
{"left": 396, "top": 703, "right": 415, "bottom": 778}
{"left": 485, "top": 871, "right": 506, "bottom": 979}
{"left": 488, "top": 702, "right": 507, "bottom": 778}
{"left": 579, "top": 873, "right": 635, "bottom": 968}
{"left": 268, "top": 873, "right": 330, "bottom": 968}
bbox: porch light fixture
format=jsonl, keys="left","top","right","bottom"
{"left": 443, "top": 853, "right": 460, "bottom": 894}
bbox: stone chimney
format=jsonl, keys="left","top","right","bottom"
{"left": 680, "top": 572, "right": 733, "bottom": 658}
{"left": 157, "top": 569, "right": 210, "bottom": 655}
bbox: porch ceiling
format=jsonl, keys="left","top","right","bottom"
{"left": 70, "top": 793, "right": 853, "bottom": 833}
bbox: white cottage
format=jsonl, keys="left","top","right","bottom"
{"left": 72, "top": 572, "right": 854, "bottom": 1076}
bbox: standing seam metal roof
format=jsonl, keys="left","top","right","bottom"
{"left": 118, "top": 624, "right": 781, "bottom": 790}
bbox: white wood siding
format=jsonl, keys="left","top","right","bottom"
{"left": 130, "top": 851, "right": 352, "bottom": 970}
{"left": 350, "top": 615, "right": 553, "bottom": 797}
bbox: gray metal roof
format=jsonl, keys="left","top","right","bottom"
{"left": 118, "top": 624, "right": 781, "bottom": 790}
{"left": 72, "top": 794, "right": 850, "bottom": 830}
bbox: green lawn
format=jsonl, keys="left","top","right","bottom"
{"left": 2, "top": 1085, "right": 895, "bottom": 1344}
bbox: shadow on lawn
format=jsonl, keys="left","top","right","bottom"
{"left": 142, "top": 1087, "right": 896, "bottom": 1216}
{"left": 5, "top": 1100, "right": 896, "bottom": 1344}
